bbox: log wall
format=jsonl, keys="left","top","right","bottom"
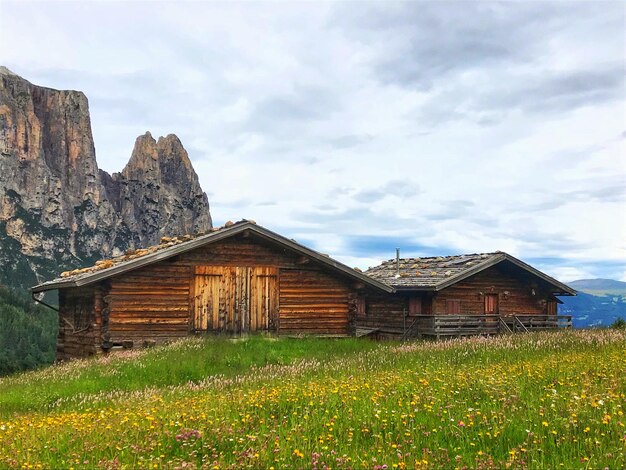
{"left": 355, "top": 294, "right": 409, "bottom": 338}
{"left": 279, "top": 269, "right": 352, "bottom": 336}
{"left": 93, "top": 234, "right": 361, "bottom": 350}
{"left": 105, "top": 263, "right": 191, "bottom": 346}
{"left": 57, "top": 286, "right": 98, "bottom": 360}
{"left": 432, "top": 266, "right": 549, "bottom": 316}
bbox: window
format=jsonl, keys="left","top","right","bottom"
{"left": 546, "top": 300, "right": 557, "bottom": 315}
{"left": 356, "top": 297, "right": 366, "bottom": 316}
{"left": 484, "top": 294, "right": 499, "bottom": 314}
{"left": 408, "top": 297, "right": 422, "bottom": 315}
{"left": 446, "top": 299, "right": 461, "bottom": 314}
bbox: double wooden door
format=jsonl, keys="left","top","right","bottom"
{"left": 193, "top": 266, "right": 278, "bottom": 333}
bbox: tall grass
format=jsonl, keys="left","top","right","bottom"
{"left": 0, "top": 330, "right": 624, "bottom": 469}
{"left": 0, "top": 336, "right": 379, "bottom": 416}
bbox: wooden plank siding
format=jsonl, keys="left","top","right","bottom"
{"left": 57, "top": 287, "right": 99, "bottom": 360}
{"left": 278, "top": 269, "right": 352, "bottom": 336}
{"left": 432, "top": 265, "right": 549, "bottom": 316}
{"left": 354, "top": 265, "right": 556, "bottom": 340}
{"left": 355, "top": 294, "right": 411, "bottom": 338}
{"left": 105, "top": 264, "right": 191, "bottom": 345}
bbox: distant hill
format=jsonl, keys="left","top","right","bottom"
{"left": 560, "top": 278, "right": 626, "bottom": 328}
{"left": 568, "top": 278, "right": 626, "bottom": 297}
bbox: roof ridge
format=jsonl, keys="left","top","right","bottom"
{"left": 375, "top": 252, "right": 503, "bottom": 265}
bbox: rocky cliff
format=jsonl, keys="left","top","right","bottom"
{"left": 0, "top": 67, "right": 212, "bottom": 290}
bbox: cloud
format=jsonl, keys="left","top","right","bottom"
{"left": 333, "top": 2, "right": 544, "bottom": 89}
{"left": 352, "top": 179, "right": 420, "bottom": 204}
{"left": 326, "top": 134, "right": 373, "bottom": 149}
{"left": 247, "top": 86, "right": 340, "bottom": 127}
{"left": 479, "top": 65, "right": 625, "bottom": 114}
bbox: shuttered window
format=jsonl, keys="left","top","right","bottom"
{"left": 408, "top": 297, "right": 422, "bottom": 315}
{"left": 484, "top": 294, "right": 499, "bottom": 314}
{"left": 546, "top": 300, "right": 557, "bottom": 315}
{"left": 446, "top": 299, "right": 461, "bottom": 314}
{"left": 356, "top": 297, "right": 366, "bottom": 316}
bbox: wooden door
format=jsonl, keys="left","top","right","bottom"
{"left": 194, "top": 266, "right": 224, "bottom": 331}
{"left": 250, "top": 267, "right": 278, "bottom": 331}
{"left": 194, "top": 266, "right": 278, "bottom": 333}
{"left": 484, "top": 294, "right": 499, "bottom": 314}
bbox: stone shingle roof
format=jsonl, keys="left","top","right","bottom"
{"left": 366, "top": 252, "right": 501, "bottom": 289}
{"left": 52, "top": 219, "right": 253, "bottom": 283}
{"left": 365, "top": 251, "right": 576, "bottom": 295}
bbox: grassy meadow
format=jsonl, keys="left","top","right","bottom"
{"left": 0, "top": 331, "right": 624, "bottom": 469}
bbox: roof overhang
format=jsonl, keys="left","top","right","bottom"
{"left": 386, "top": 253, "right": 576, "bottom": 296}
{"left": 31, "top": 222, "right": 394, "bottom": 294}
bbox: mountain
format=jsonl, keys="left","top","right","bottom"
{"left": 0, "top": 66, "right": 212, "bottom": 291}
{"left": 567, "top": 278, "right": 626, "bottom": 297}
{"left": 560, "top": 278, "right": 626, "bottom": 327}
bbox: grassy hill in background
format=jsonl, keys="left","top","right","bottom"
{"left": 0, "top": 331, "right": 624, "bottom": 468}
{"left": 0, "top": 285, "right": 57, "bottom": 376}
{"left": 561, "top": 278, "right": 626, "bottom": 327}
{"left": 568, "top": 278, "right": 626, "bottom": 297}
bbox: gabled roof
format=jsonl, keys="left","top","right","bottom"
{"left": 32, "top": 221, "right": 393, "bottom": 293}
{"left": 365, "top": 251, "right": 576, "bottom": 295}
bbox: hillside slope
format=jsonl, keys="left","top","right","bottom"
{"left": 0, "top": 331, "right": 623, "bottom": 468}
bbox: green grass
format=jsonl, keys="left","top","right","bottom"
{"left": 0, "top": 330, "right": 624, "bottom": 469}
{"left": 0, "top": 335, "right": 379, "bottom": 416}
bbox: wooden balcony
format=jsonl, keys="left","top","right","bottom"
{"left": 405, "top": 314, "right": 572, "bottom": 339}
{"left": 503, "top": 314, "right": 573, "bottom": 331}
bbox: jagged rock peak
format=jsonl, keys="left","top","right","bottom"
{"left": 122, "top": 131, "right": 194, "bottom": 177}
{"left": 106, "top": 130, "right": 212, "bottom": 246}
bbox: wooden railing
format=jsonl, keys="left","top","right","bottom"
{"left": 405, "top": 314, "right": 572, "bottom": 338}
{"left": 411, "top": 314, "right": 500, "bottom": 337}
{"left": 506, "top": 314, "right": 572, "bottom": 331}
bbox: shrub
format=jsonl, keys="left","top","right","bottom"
{"left": 610, "top": 317, "right": 626, "bottom": 329}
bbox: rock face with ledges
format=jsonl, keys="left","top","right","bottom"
{"left": 0, "top": 67, "right": 212, "bottom": 290}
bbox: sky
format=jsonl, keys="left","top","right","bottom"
{"left": 1, "top": 0, "right": 625, "bottom": 282}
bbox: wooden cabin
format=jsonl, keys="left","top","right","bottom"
{"left": 359, "top": 252, "right": 576, "bottom": 339}
{"left": 31, "top": 220, "right": 392, "bottom": 360}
